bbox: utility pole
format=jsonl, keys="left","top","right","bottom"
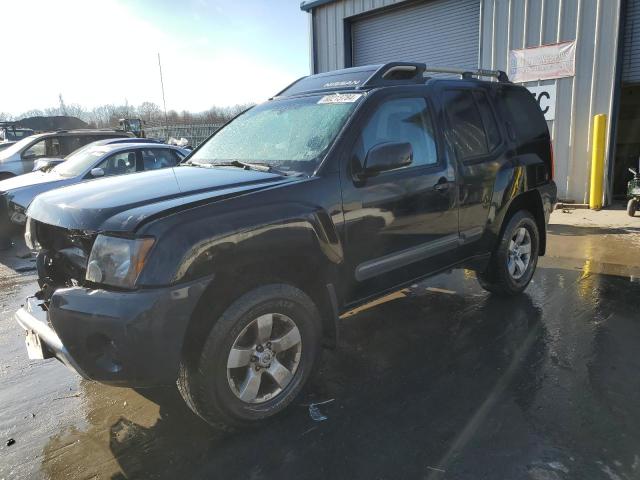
{"left": 157, "top": 53, "right": 169, "bottom": 139}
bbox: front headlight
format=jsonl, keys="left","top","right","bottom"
{"left": 24, "top": 216, "right": 39, "bottom": 250}
{"left": 9, "top": 202, "right": 26, "bottom": 225}
{"left": 85, "top": 235, "right": 155, "bottom": 289}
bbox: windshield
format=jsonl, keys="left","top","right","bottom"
{"left": 52, "top": 145, "right": 109, "bottom": 177}
{"left": 7, "top": 129, "right": 32, "bottom": 141}
{"left": 0, "top": 135, "right": 41, "bottom": 159}
{"left": 188, "top": 93, "right": 361, "bottom": 174}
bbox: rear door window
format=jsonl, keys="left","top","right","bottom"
{"left": 443, "top": 90, "right": 489, "bottom": 160}
{"left": 59, "top": 136, "right": 87, "bottom": 156}
{"left": 140, "top": 148, "right": 181, "bottom": 170}
{"left": 473, "top": 91, "right": 501, "bottom": 151}
{"left": 46, "top": 137, "right": 62, "bottom": 157}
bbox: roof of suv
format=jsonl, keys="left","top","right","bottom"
{"left": 26, "top": 130, "right": 132, "bottom": 141}
{"left": 275, "top": 62, "right": 510, "bottom": 99}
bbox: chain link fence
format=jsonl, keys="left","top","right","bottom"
{"left": 145, "top": 123, "right": 223, "bottom": 147}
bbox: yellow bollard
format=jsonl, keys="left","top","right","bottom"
{"left": 589, "top": 114, "right": 607, "bottom": 210}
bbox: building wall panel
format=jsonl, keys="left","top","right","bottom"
{"left": 481, "top": 0, "right": 621, "bottom": 202}
{"left": 308, "top": 0, "right": 622, "bottom": 202}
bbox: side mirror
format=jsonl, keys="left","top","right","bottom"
{"left": 360, "top": 142, "right": 413, "bottom": 178}
{"left": 33, "top": 160, "right": 49, "bottom": 171}
{"left": 90, "top": 167, "right": 105, "bottom": 178}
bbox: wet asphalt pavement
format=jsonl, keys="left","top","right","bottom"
{"left": 1, "top": 213, "right": 640, "bottom": 479}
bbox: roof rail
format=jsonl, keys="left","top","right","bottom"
{"left": 360, "top": 62, "right": 427, "bottom": 88}
{"left": 424, "top": 66, "right": 510, "bottom": 82}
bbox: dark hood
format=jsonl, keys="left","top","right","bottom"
{"left": 27, "top": 165, "right": 293, "bottom": 232}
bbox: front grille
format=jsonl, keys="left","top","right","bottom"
{"left": 33, "top": 220, "right": 97, "bottom": 299}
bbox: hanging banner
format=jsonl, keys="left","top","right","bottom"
{"left": 509, "top": 41, "right": 576, "bottom": 83}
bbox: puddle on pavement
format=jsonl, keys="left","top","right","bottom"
{"left": 1, "top": 226, "right": 640, "bottom": 479}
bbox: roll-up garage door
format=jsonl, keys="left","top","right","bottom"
{"left": 351, "top": 0, "right": 480, "bottom": 70}
{"left": 623, "top": 0, "right": 640, "bottom": 84}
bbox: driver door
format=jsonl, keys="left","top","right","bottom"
{"left": 340, "top": 93, "right": 459, "bottom": 303}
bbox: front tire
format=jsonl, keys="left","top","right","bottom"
{"left": 178, "top": 284, "right": 322, "bottom": 430}
{"left": 477, "top": 211, "right": 540, "bottom": 296}
{"left": 627, "top": 198, "right": 638, "bottom": 217}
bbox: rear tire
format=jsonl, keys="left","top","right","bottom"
{"left": 178, "top": 283, "right": 322, "bottom": 430}
{"left": 477, "top": 210, "right": 540, "bottom": 296}
{"left": 627, "top": 199, "right": 638, "bottom": 217}
{"left": 0, "top": 173, "right": 14, "bottom": 181}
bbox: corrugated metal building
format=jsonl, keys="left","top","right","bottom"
{"left": 301, "top": 0, "right": 640, "bottom": 205}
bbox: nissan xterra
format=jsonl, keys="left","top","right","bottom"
{"left": 16, "top": 62, "right": 556, "bottom": 429}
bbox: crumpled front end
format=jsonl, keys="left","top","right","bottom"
{"left": 16, "top": 217, "right": 212, "bottom": 386}
{"left": 27, "top": 218, "right": 97, "bottom": 299}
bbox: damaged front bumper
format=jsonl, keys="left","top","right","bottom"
{"left": 15, "top": 276, "right": 212, "bottom": 386}
{"left": 15, "top": 296, "right": 89, "bottom": 377}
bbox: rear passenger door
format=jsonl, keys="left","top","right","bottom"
{"left": 442, "top": 87, "right": 505, "bottom": 252}
{"left": 341, "top": 92, "right": 459, "bottom": 302}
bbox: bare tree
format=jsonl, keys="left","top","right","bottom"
{"left": 10, "top": 101, "right": 253, "bottom": 130}
{"left": 138, "top": 102, "right": 162, "bottom": 125}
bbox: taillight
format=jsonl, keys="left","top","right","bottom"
{"left": 549, "top": 142, "right": 555, "bottom": 180}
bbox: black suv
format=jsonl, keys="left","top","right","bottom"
{"left": 16, "top": 63, "right": 556, "bottom": 429}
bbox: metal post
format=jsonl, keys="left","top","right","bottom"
{"left": 589, "top": 114, "right": 607, "bottom": 210}
{"left": 158, "top": 53, "right": 169, "bottom": 140}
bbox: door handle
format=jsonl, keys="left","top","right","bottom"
{"left": 434, "top": 178, "right": 452, "bottom": 192}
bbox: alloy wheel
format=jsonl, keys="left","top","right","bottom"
{"left": 507, "top": 226, "right": 532, "bottom": 280}
{"left": 226, "top": 313, "right": 302, "bottom": 404}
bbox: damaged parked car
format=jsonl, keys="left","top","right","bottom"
{"left": 16, "top": 62, "right": 556, "bottom": 430}
{"left": 0, "top": 142, "right": 188, "bottom": 229}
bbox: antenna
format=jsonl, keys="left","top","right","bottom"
{"left": 158, "top": 52, "right": 169, "bottom": 139}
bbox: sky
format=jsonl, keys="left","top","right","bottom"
{"left": 0, "top": 0, "right": 310, "bottom": 115}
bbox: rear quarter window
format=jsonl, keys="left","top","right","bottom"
{"left": 498, "top": 86, "right": 552, "bottom": 182}
{"left": 500, "top": 87, "right": 549, "bottom": 143}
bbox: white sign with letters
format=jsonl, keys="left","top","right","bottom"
{"left": 527, "top": 84, "right": 557, "bottom": 121}
{"left": 509, "top": 41, "right": 576, "bottom": 83}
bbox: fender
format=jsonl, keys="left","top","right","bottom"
{"left": 135, "top": 173, "right": 345, "bottom": 288}
{"left": 485, "top": 154, "right": 549, "bottom": 251}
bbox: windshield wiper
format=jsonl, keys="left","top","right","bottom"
{"left": 215, "top": 160, "right": 273, "bottom": 172}
{"left": 185, "top": 159, "right": 303, "bottom": 177}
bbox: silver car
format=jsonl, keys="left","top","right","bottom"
{"left": 0, "top": 130, "right": 131, "bottom": 179}
{"left": 0, "top": 142, "right": 188, "bottom": 227}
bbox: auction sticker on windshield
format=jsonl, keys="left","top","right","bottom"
{"left": 318, "top": 93, "right": 363, "bottom": 104}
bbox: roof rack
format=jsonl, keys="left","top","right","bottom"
{"left": 360, "top": 62, "right": 427, "bottom": 88}
{"left": 274, "top": 62, "right": 510, "bottom": 98}
{"left": 423, "top": 66, "right": 510, "bottom": 82}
